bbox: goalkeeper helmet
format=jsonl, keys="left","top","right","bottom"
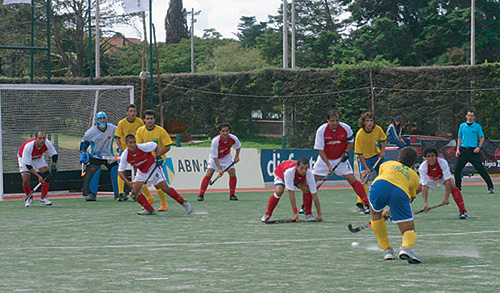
{"left": 95, "top": 111, "right": 108, "bottom": 127}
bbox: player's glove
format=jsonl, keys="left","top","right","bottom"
{"left": 79, "top": 152, "right": 90, "bottom": 164}
{"left": 51, "top": 164, "right": 57, "bottom": 174}
{"left": 341, "top": 151, "right": 349, "bottom": 162}
{"left": 156, "top": 157, "right": 164, "bottom": 167}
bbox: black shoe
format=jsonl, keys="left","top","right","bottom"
{"left": 356, "top": 203, "right": 365, "bottom": 214}
{"left": 122, "top": 194, "right": 128, "bottom": 201}
{"left": 85, "top": 194, "right": 96, "bottom": 201}
{"left": 364, "top": 205, "right": 371, "bottom": 214}
{"left": 489, "top": 188, "right": 494, "bottom": 194}
{"left": 117, "top": 193, "right": 124, "bottom": 202}
{"left": 229, "top": 195, "right": 238, "bottom": 201}
{"left": 459, "top": 210, "right": 468, "bottom": 219}
{"left": 197, "top": 195, "right": 204, "bottom": 201}
{"left": 298, "top": 204, "right": 305, "bottom": 214}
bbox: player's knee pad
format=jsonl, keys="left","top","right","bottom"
{"left": 41, "top": 171, "right": 51, "bottom": 182}
{"left": 83, "top": 165, "right": 101, "bottom": 196}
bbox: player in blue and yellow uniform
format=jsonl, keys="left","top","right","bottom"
{"left": 135, "top": 109, "right": 174, "bottom": 211}
{"left": 369, "top": 146, "right": 423, "bottom": 263}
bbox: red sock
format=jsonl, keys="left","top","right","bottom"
{"left": 451, "top": 187, "right": 466, "bottom": 211}
{"left": 167, "top": 187, "right": 185, "bottom": 204}
{"left": 137, "top": 193, "right": 154, "bottom": 210}
{"left": 41, "top": 182, "right": 50, "bottom": 199}
{"left": 352, "top": 180, "right": 369, "bottom": 205}
{"left": 303, "top": 193, "right": 312, "bottom": 215}
{"left": 23, "top": 185, "right": 31, "bottom": 196}
{"left": 199, "top": 176, "right": 210, "bottom": 196}
{"left": 265, "top": 193, "right": 281, "bottom": 216}
{"left": 229, "top": 176, "right": 237, "bottom": 196}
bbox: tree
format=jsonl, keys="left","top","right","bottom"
{"left": 202, "top": 28, "right": 222, "bottom": 39}
{"left": 236, "top": 16, "right": 268, "bottom": 47}
{"left": 165, "top": 0, "right": 189, "bottom": 44}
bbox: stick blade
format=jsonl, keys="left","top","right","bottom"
{"left": 264, "top": 219, "right": 295, "bottom": 224}
{"left": 347, "top": 223, "right": 368, "bottom": 233}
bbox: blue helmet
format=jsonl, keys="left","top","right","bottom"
{"left": 95, "top": 111, "right": 108, "bottom": 127}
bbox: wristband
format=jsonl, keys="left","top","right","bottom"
{"left": 293, "top": 207, "right": 298, "bottom": 214}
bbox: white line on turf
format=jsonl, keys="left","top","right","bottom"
{"left": 135, "top": 277, "right": 169, "bottom": 280}
{"left": 3, "top": 230, "right": 499, "bottom": 251}
{"left": 460, "top": 265, "right": 490, "bottom": 268}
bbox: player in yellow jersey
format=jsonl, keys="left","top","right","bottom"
{"left": 114, "top": 104, "right": 145, "bottom": 202}
{"left": 354, "top": 112, "right": 388, "bottom": 214}
{"left": 369, "top": 147, "right": 422, "bottom": 263}
{"left": 136, "top": 109, "right": 181, "bottom": 211}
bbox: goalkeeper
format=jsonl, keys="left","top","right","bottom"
{"left": 80, "top": 112, "right": 119, "bottom": 201}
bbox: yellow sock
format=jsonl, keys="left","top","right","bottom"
{"left": 117, "top": 176, "right": 125, "bottom": 194}
{"left": 357, "top": 196, "right": 363, "bottom": 204}
{"left": 402, "top": 230, "right": 418, "bottom": 249}
{"left": 157, "top": 189, "right": 168, "bottom": 205}
{"left": 371, "top": 218, "right": 391, "bottom": 250}
{"left": 143, "top": 187, "right": 154, "bottom": 202}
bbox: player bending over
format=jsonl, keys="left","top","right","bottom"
{"left": 369, "top": 147, "right": 422, "bottom": 263}
{"left": 419, "top": 146, "right": 468, "bottom": 219}
{"left": 118, "top": 135, "right": 192, "bottom": 215}
{"left": 262, "top": 157, "right": 322, "bottom": 222}
{"left": 18, "top": 131, "right": 58, "bottom": 207}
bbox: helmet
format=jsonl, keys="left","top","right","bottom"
{"left": 95, "top": 111, "right": 108, "bottom": 127}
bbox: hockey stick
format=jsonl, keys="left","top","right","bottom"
{"left": 23, "top": 173, "right": 52, "bottom": 203}
{"left": 316, "top": 152, "right": 349, "bottom": 189}
{"left": 361, "top": 156, "right": 383, "bottom": 185}
{"left": 347, "top": 203, "right": 445, "bottom": 233}
{"left": 80, "top": 162, "right": 86, "bottom": 177}
{"left": 130, "top": 164, "right": 158, "bottom": 200}
{"left": 264, "top": 218, "right": 317, "bottom": 224}
{"left": 209, "top": 161, "right": 236, "bottom": 185}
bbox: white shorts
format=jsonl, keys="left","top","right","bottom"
{"left": 18, "top": 156, "right": 48, "bottom": 173}
{"left": 312, "top": 156, "right": 353, "bottom": 177}
{"left": 273, "top": 177, "right": 298, "bottom": 191}
{"left": 134, "top": 164, "right": 167, "bottom": 186}
{"left": 421, "top": 178, "right": 447, "bottom": 190}
{"left": 208, "top": 155, "right": 235, "bottom": 172}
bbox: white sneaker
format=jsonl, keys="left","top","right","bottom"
{"left": 399, "top": 246, "right": 422, "bottom": 264}
{"left": 261, "top": 214, "right": 270, "bottom": 222}
{"left": 182, "top": 201, "right": 192, "bottom": 214}
{"left": 305, "top": 214, "right": 315, "bottom": 221}
{"left": 25, "top": 197, "right": 34, "bottom": 207}
{"left": 39, "top": 197, "right": 52, "bottom": 206}
{"left": 383, "top": 248, "right": 395, "bottom": 260}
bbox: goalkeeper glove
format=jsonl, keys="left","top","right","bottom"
{"left": 51, "top": 164, "right": 57, "bottom": 173}
{"left": 79, "top": 152, "right": 90, "bottom": 164}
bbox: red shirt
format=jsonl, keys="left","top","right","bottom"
{"left": 427, "top": 161, "right": 444, "bottom": 180}
{"left": 18, "top": 138, "right": 48, "bottom": 159}
{"left": 119, "top": 142, "right": 157, "bottom": 173}
{"left": 314, "top": 122, "right": 354, "bottom": 160}
{"left": 210, "top": 134, "right": 241, "bottom": 159}
{"left": 274, "top": 160, "right": 306, "bottom": 183}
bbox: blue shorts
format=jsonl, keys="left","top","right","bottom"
{"left": 358, "top": 155, "right": 387, "bottom": 173}
{"left": 369, "top": 179, "right": 413, "bottom": 223}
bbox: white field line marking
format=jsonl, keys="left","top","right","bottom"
{"left": 3, "top": 230, "right": 499, "bottom": 251}
{"left": 135, "top": 277, "right": 169, "bottom": 281}
{"left": 460, "top": 265, "right": 490, "bottom": 268}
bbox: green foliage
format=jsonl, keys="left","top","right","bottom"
{"left": 196, "top": 42, "right": 268, "bottom": 73}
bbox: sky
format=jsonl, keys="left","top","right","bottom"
{"left": 118, "top": 0, "right": 283, "bottom": 42}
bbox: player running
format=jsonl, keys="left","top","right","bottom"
{"left": 306, "top": 109, "right": 369, "bottom": 215}
{"left": 118, "top": 134, "right": 192, "bottom": 215}
{"left": 18, "top": 131, "right": 58, "bottom": 207}
{"left": 80, "top": 111, "right": 119, "bottom": 201}
{"left": 261, "top": 157, "right": 323, "bottom": 222}
{"left": 369, "top": 147, "right": 422, "bottom": 263}
{"left": 419, "top": 146, "right": 468, "bottom": 219}
{"left": 354, "top": 111, "right": 388, "bottom": 214}
{"left": 197, "top": 122, "right": 241, "bottom": 201}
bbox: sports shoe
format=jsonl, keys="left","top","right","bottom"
{"left": 24, "top": 197, "right": 34, "bottom": 207}
{"left": 182, "top": 201, "right": 193, "bottom": 214}
{"left": 117, "top": 193, "right": 124, "bottom": 202}
{"left": 399, "top": 246, "right": 422, "bottom": 264}
{"left": 356, "top": 203, "right": 365, "bottom": 214}
{"left": 197, "top": 195, "right": 204, "bottom": 201}
{"left": 85, "top": 194, "right": 96, "bottom": 201}
{"left": 305, "top": 214, "right": 315, "bottom": 221}
{"left": 364, "top": 205, "right": 371, "bottom": 214}
{"left": 158, "top": 204, "right": 168, "bottom": 212}
{"left": 137, "top": 209, "right": 155, "bottom": 215}
{"left": 489, "top": 188, "right": 494, "bottom": 194}
{"left": 459, "top": 210, "right": 468, "bottom": 219}
{"left": 121, "top": 194, "right": 128, "bottom": 201}
{"left": 383, "top": 248, "right": 395, "bottom": 260}
{"left": 39, "top": 197, "right": 52, "bottom": 206}
{"left": 298, "top": 204, "right": 305, "bottom": 214}
{"left": 261, "top": 214, "right": 270, "bottom": 222}
{"left": 229, "top": 195, "right": 238, "bottom": 201}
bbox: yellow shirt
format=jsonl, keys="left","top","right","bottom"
{"left": 373, "top": 161, "right": 419, "bottom": 199}
{"left": 115, "top": 117, "right": 144, "bottom": 148}
{"left": 136, "top": 124, "right": 173, "bottom": 159}
{"left": 354, "top": 125, "right": 387, "bottom": 159}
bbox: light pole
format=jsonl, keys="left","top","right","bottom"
{"left": 291, "top": 0, "right": 296, "bottom": 69}
{"left": 471, "top": 0, "right": 475, "bottom": 66}
{"left": 187, "top": 8, "right": 201, "bottom": 73}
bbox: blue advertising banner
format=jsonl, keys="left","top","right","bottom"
{"left": 260, "top": 149, "right": 354, "bottom": 183}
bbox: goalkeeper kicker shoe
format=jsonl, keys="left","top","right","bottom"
{"left": 399, "top": 246, "right": 422, "bottom": 264}
{"left": 383, "top": 248, "right": 395, "bottom": 260}
{"left": 137, "top": 209, "right": 155, "bottom": 215}
{"left": 39, "top": 197, "right": 52, "bottom": 206}
{"left": 182, "top": 201, "right": 193, "bottom": 214}
{"left": 24, "top": 197, "right": 34, "bottom": 207}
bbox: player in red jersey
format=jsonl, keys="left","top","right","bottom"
{"left": 261, "top": 157, "right": 323, "bottom": 222}
{"left": 18, "top": 131, "right": 58, "bottom": 207}
{"left": 118, "top": 134, "right": 192, "bottom": 215}
{"left": 303, "top": 109, "right": 370, "bottom": 214}
{"left": 197, "top": 122, "right": 241, "bottom": 201}
{"left": 418, "top": 146, "right": 468, "bottom": 219}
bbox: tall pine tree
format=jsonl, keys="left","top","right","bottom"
{"left": 165, "top": 0, "right": 189, "bottom": 44}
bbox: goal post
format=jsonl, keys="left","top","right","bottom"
{"left": 0, "top": 84, "right": 134, "bottom": 200}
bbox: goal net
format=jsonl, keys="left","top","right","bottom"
{"left": 0, "top": 84, "right": 134, "bottom": 200}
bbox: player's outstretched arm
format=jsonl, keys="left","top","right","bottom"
{"left": 288, "top": 190, "right": 299, "bottom": 222}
